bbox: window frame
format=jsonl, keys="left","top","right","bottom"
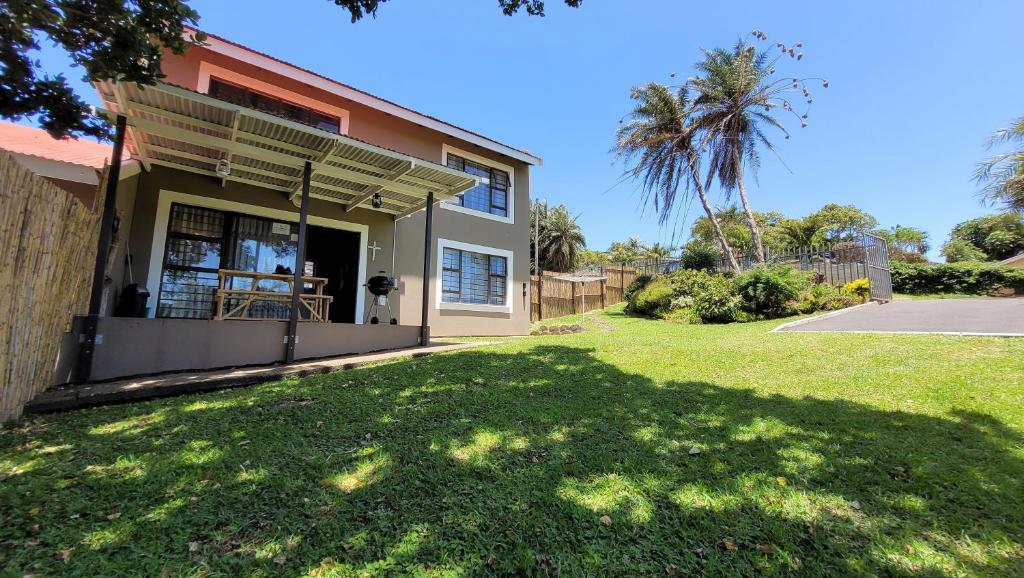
{"left": 441, "top": 144, "right": 515, "bottom": 224}
{"left": 197, "top": 61, "right": 350, "bottom": 135}
{"left": 435, "top": 239, "right": 514, "bottom": 314}
{"left": 208, "top": 77, "right": 343, "bottom": 135}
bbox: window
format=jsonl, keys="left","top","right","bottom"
{"left": 156, "top": 204, "right": 302, "bottom": 319}
{"left": 208, "top": 78, "right": 341, "bottom": 134}
{"left": 157, "top": 205, "right": 226, "bottom": 319}
{"left": 445, "top": 153, "right": 510, "bottom": 218}
{"left": 441, "top": 247, "right": 507, "bottom": 306}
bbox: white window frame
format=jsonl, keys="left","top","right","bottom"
{"left": 435, "top": 238, "right": 513, "bottom": 314}
{"left": 147, "top": 189, "right": 369, "bottom": 323}
{"left": 440, "top": 144, "right": 514, "bottom": 224}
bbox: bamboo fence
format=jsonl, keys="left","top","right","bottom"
{"left": 531, "top": 265, "right": 638, "bottom": 321}
{"left": 0, "top": 152, "right": 101, "bottom": 421}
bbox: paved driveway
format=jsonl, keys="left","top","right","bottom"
{"left": 778, "top": 298, "right": 1024, "bottom": 335}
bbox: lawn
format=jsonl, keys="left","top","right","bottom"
{"left": 2, "top": 306, "right": 1023, "bottom": 576}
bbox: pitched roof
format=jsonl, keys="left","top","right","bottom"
{"left": 997, "top": 252, "right": 1024, "bottom": 266}
{"left": 0, "top": 121, "right": 114, "bottom": 169}
{"left": 193, "top": 29, "right": 542, "bottom": 166}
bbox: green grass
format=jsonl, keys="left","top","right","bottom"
{"left": 894, "top": 292, "right": 980, "bottom": 300}
{"left": 2, "top": 306, "right": 1023, "bottom": 576}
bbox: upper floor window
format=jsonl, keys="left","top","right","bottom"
{"left": 445, "top": 153, "right": 509, "bottom": 218}
{"left": 208, "top": 78, "right": 341, "bottom": 134}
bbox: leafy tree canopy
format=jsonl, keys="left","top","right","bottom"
{"left": 944, "top": 213, "right": 1024, "bottom": 261}
{"left": 874, "top": 225, "right": 930, "bottom": 262}
{"left": 808, "top": 203, "right": 878, "bottom": 241}
{"left": 2, "top": 0, "right": 582, "bottom": 139}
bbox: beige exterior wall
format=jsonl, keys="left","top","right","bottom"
{"left": 115, "top": 44, "right": 535, "bottom": 336}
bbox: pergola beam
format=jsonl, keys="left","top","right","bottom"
{"left": 345, "top": 160, "right": 414, "bottom": 212}
{"left": 289, "top": 140, "right": 343, "bottom": 204}
{"left": 116, "top": 113, "right": 452, "bottom": 201}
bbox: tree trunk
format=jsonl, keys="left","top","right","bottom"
{"left": 689, "top": 159, "right": 740, "bottom": 272}
{"left": 735, "top": 168, "right": 765, "bottom": 264}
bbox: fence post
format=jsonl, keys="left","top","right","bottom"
{"left": 600, "top": 278, "right": 606, "bottom": 309}
{"left": 572, "top": 281, "right": 578, "bottom": 314}
{"left": 537, "top": 270, "right": 543, "bottom": 321}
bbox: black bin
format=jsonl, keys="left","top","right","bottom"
{"left": 114, "top": 283, "right": 150, "bottom": 317}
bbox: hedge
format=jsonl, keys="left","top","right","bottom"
{"left": 890, "top": 261, "right": 1024, "bottom": 294}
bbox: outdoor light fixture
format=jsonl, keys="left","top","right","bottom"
{"left": 371, "top": 192, "right": 383, "bottom": 208}
{"left": 215, "top": 158, "right": 231, "bottom": 177}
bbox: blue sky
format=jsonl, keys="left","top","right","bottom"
{"left": 34, "top": 0, "right": 1023, "bottom": 259}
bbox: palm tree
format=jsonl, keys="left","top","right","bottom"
{"left": 615, "top": 83, "right": 741, "bottom": 271}
{"left": 692, "top": 37, "right": 824, "bottom": 263}
{"left": 776, "top": 216, "right": 824, "bottom": 248}
{"left": 643, "top": 242, "right": 676, "bottom": 269}
{"left": 538, "top": 204, "right": 586, "bottom": 272}
{"left": 975, "top": 116, "right": 1024, "bottom": 213}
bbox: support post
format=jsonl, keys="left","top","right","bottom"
{"left": 600, "top": 278, "right": 606, "bottom": 310}
{"left": 77, "top": 114, "right": 127, "bottom": 382}
{"left": 420, "top": 191, "right": 434, "bottom": 345}
{"left": 285, "top": 161, "right": 312, "bottom": 363}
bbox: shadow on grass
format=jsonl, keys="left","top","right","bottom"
{"left": 1, "top": 345, "right": 1022, "bottom": 576}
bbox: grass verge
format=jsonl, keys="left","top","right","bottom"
{"left": 2, "top": 305, "right": 1022, "bottom": 576}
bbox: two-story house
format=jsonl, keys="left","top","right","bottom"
{"left": 64, "top": 30, "right": 540, "bottom": 382}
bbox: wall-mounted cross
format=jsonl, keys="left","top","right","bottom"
{"left": 368, "top": 241, "right": 382, "bottom": 261}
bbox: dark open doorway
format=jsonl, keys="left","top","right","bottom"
{"left": 305, "top": 226, "right": 361, "bottom": 323}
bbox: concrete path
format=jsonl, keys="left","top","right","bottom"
{"left": 26, "top": 341, "right": 489, "bottom": 414}
{"left": 777, "top": 298, "right": 1024, "bottom": 336}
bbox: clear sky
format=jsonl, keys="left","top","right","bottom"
{"left": 35, "top": 0, "right": 1023, "bottom": 259}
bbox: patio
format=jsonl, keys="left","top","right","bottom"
{"left": 67, "top": 81, "right": 482, "bottom": 385}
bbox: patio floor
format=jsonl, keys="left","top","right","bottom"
{"left": 26, "top": 340, "right": 489, "bottom": 414}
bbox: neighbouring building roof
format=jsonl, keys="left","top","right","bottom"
{"left": 0, "top": 120, "right": 115, "bottom": 169}
{"left": 998, "top": 252, "right": 1024, "bottom": 266}
{"left": 192, "top": 29, "right": 542, "bottom": 166}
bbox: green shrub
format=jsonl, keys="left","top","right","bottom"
{"left": 623, "top": 274, "right": 652, "bottom": 302}
{"left": 794, "top": 283, "right": 855, "bottom": 313}
{"left": 664, "top": 307, "right": 701, "bottom": 324}
{"left": 843, "top": 278, "right": 871, "bottom": 303}
{"left": 691, "top": 275, "right": 740, "bottom": 323}
{"left": 680, "top": 242, "right": 719, "bottom": 272}
{"left": 733, "top": 265, "right": 806, "bottom": 319}
{"left": 666, "top": 269, "right": 716, "bottom": 298}
{"left": 627, "top": 277, "right": 674, "bottom": 318}
{"left": 891, "top": 261, "right": 1024, "bottom": 294}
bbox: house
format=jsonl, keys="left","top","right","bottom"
{"left": 59, "top": 30, "right": 541, "bottom": 383}
{"left": 0, "top": 121, "right": 135, "bottom": 206}
{"left": 997, "top": 252, "right": 1024, "bottom": 269}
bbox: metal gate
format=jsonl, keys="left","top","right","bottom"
{"left": 862, "top": 232, "right": 892, "bottom": 301}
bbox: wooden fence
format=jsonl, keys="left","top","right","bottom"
{"left": 531, "top": 265, "right": 639, "bottom": 321}
{"left": 0, "top": 151, "right": 101, "bottom": 422}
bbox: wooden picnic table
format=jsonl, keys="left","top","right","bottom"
{"left": 213, "top": 270, "right": 332, "bottom": 322}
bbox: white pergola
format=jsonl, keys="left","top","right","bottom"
{"left": 79, "top": 81, "right": 478, "bottom": 374}
{"left": 95, "top": 81, "right": 479, "bottom": 218}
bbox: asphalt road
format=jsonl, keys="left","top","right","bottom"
{"left": 779, "top": 298, "right": 1024, "bottom": 335}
